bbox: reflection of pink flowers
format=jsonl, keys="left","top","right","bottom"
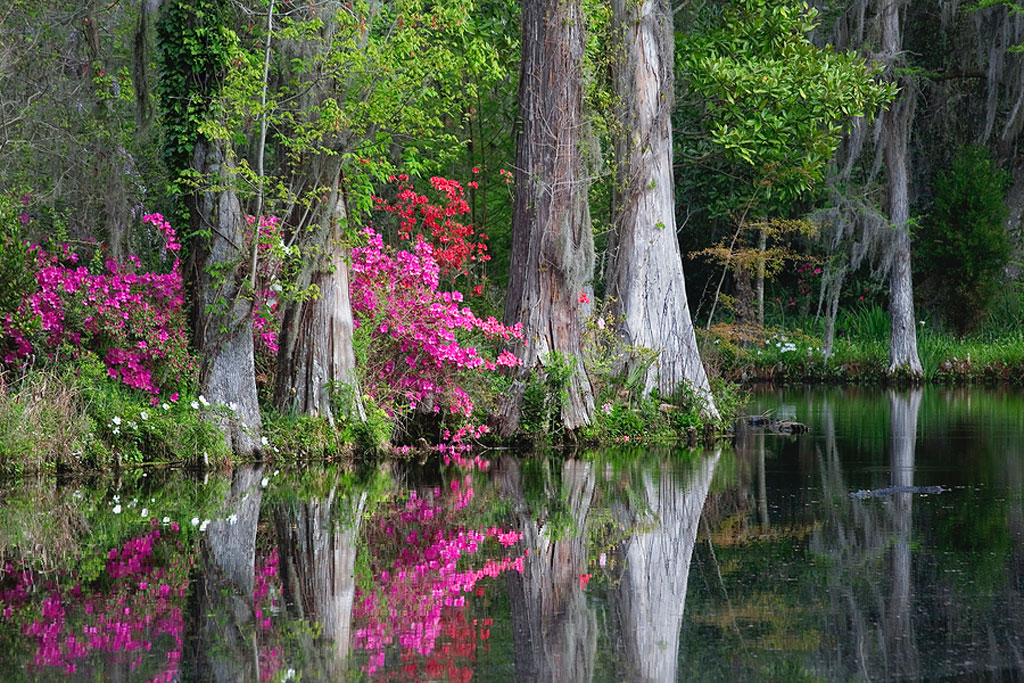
{"left": 354, "top": 478, "right": 525, "bottom": 677}
{"left": 2, "top": 522, "right": 189, "bottom": 681}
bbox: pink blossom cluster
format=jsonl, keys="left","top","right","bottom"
{"left": 438, "top": 424, "right": 491, "bottom": 471}
{"left": 253, "top": 547, "right": 283, "bottom": 682}
{"left": 354, "top": 482, "right": 524, "bottom": 677}
{"left": 0, "top": 521, "right": 189, "bottom": 681}
{"left": 350, "top": 227, "right": 522, "bottom": 418}
{"left": 1, "top": 213, "right": 192, "bottom": 397}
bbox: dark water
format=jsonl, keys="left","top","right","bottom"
{"left": 1, "top": 386, "right": 1022, "bottom": 681}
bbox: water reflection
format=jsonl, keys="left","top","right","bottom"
{"left": 609, "top": 450, "right": 719, "bottom": 682}
{"left": 184, "top": 466, "right": 264, "bottom": 682}
{"left": 3, "top": 386, "right": 1024, "bottom": 680}
{"left": 498, "top": 456, "right": 597, "bottom": 683}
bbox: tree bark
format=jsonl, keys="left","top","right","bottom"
{"left": 498, "top": 0, "right": 595, "bottom": 436}
{"left": 607, "top": 0, "right": 717, "bottom": 417}
{"left": 498, "top": 456, "right": 597, "bottom": 683}
{"left": 609, "top": 452, "right": 719, "bottom": 682}
{"left": 274, "top": 157, "right": 362, "bottom": 424}
{"left": 191, "top": 139, "right": 263, "bottom": 458}
{"left": 880, "top": 0, "right": 923, "bottom": 376}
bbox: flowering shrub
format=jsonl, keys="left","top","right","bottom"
{"left": 374, "top": 175, "right": 489, "bottom": 280}
{"left": 353, "top": 478, "right": 524, "bottom": 677}
{"left": 349, "top": 227, "right": 521, "bottom": 418}
{"left": 246, "top": 214, "right": 285, "bottom": 356}
{"left": 1, "top": 213, "right": 192, "bottom": 398}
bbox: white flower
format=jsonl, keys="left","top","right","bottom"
{"left": 284, "top": 669, "right": 296, "bottom": 681}
{"left": 112, "top": 427, "right": 120, "bottom": 435}
{"left": 199, "top": 519, "right": 210, "bottom": 532}
{"left": 273, "top": 470, "right": 279, "bottom": 477}
{"left": 161, "top": 403, "right": 170, "bottom": 411}
{"left": 261, "top": 477, "right": 269, "bottom": 488}
{"left": 141, "top": 508, "right": 149, "bottom": 517}
{"left": 140, "top": 411, "right": 148, "bottom": 420}
{"left": 228, "top": 513, "right": 238, "bottom": 525}
{"left": 261, "top": 436, "right": 269, "bottom": 447}
{"left": 113, "top": 504, "right": 122, "bottom": 514}
{"left": 229, "top": 402, "right": 238, "bottom": 412}
{"left": 191, "top": 517, "right": 200, "bottom": 527}
{"left": 596, "top": 317, "right": 605, "bottom": 330}
{"left": 113, "top": 495, "right": 120, "bottom": 502}
{"left": 162, "top": 516, "right": 170, "bottom": 525}
{"left": 270, "top": 283, "right": 283, "bottom": 293}
{"left": 198, "top": 395, "right": 210, "bottom": 407}
{"left": 190, "top": 401, "right": 200, "bottom": 410}
{"left": 112, "top": 416, "right": 122, "bottom": 426}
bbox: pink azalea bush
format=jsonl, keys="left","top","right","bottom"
{"left": 349, "top": 226, "right": 521, "bottom": 419}
{"left": 1, "top": 213, "right": 192, "bottom": 398}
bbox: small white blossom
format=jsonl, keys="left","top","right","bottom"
{"left": 140, "top": 411, "right": 148, "bottom": 420}
{"left": 261, "top": 436, "right": 269, "bottom": 447}
{"left": 229, "top": 402, "right": 238, "bottom": 412}
{"left": 198, "top": 395, "right": 210, "bottom": 407}
{"left": 112, "top": 416, "right": 122, "bottom": 426}
{"left": 162, "top": 516, "right": 170, "bottom": 525}
{"left": 191, "top": 401, "right": 200, "bottom": 410}
{"left": 199, "top": 519, "right": 210, "bottom": 532}
{"left": 112, "top": 427, "right": 120, "bottom": 435}
{"left": 191, "top": 517, "right": 200, "bottom": 527}
{"left": 261, "top": 477, "right": 269, "bottom": 488}
{"left": 113, "top": 504, "right": 122, "bottom": 514}
{"left": 228, "top": 513, "right": 238, "bottom": 525}
{"left": 141, "top": 508, "right": 149, "bottom": 517}
{"left": 161, "top": 403, "right": 170, "bottom": 411}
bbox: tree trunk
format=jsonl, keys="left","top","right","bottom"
{"left": 191, "top": 139, "right": 263, "bottom": 458}
{"left": 610, "top": 452, "right": 719, "bottom": 682}
{"left": 184, "top": 466, "right": 264, "bottom": 682}
{"left": 880, "top": 0, "right": 923, "bottom": 377}
{"left": 498, "top": 456, "right": 597, "bottom": 683}
{"left": 275, "top": 157, "right": 362, "bottom": 424}
{"left": 607, "top": 0, "right": 717, "bottom": 417}
{"left": 273, "top": 6, "right": 363, "bottom": 425}
{"left": 498, "top": 0, "right": 595, "bottom": 436}
{"left": 274, "top": 483, "right": 366, "bottom": 679}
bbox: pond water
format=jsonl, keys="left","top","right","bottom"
{"left": 1, "top": 386, "right": 1022, "bottom": 681}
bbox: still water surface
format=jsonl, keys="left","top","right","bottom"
{"left": 0, "top": 386, "right": 1022, "bottom": 681}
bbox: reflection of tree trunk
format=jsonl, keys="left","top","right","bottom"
{"left": 610, "top": 451, "right": 719, "bottom": 682}
{"left": 185, "top": 466, "right": 264, "bottom": 682}
{"left": 884, "top": 388, "right": 921, "bottom": 679}
{"left": 757, "top": 433, "right": 769, "bottom": 527}
{"left": 274, "top": 483, "right": 366, "bottom": 679}
{"left": 498, "top": 457, "right": 597, "bottom": 683}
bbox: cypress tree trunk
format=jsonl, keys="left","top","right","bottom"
{"left": 274, "top": 157, "right": 362, "bottom": 424}
{"left": 498, "top": 0, "right": 595, "bottom": 436}
{"left": 608, "top": 0, "right": 717, "bottom": 417}
{"left": 192, "top": 139, "right": 263, "bottom": 458}
{"left": 880, "top": 0, "right": 923, "bottom": 376}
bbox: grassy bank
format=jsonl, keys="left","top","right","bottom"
{"left": 700, "top": 304, "right": 1024, "bottom": 385}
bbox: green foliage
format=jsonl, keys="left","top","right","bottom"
{"left": 155, "top": 0, "right": 235, "bottom": 178}
{"left": 677, "top": 0, "right": 895, "bottom": 216}
{"left": 0, "top": 197, "right": 35, "bottom": 322}
{"left": 917, "top": 145, "right": 1012, "bottom": 336}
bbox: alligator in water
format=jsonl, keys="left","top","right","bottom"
{"left": 745, "top": 416, "right": 809, "bottom": 434}
{"left": 849, "top": 485, "right": 946, "bottom": 499}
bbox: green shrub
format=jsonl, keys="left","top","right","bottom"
{"left": 918, "top": 145, "right": 1011, "bottom": 336}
